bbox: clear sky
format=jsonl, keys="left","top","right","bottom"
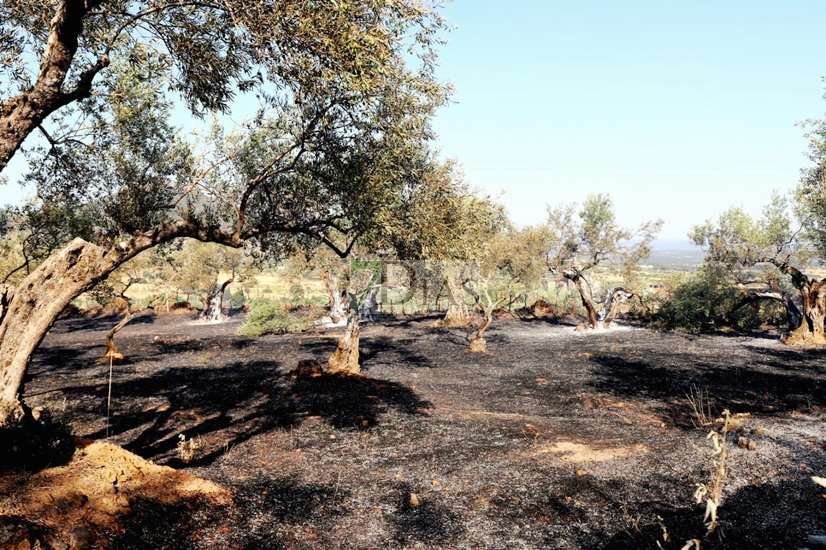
{"left": 2, "top": 2, "right": 825, "bottom": 244}
{"left": 430, "top": 1, "right": 826, "bottom": 241}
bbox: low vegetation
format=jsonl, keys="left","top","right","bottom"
{"left": 237, "top": 299, "right": 316, "bottom": 337}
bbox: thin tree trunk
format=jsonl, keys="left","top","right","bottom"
{"left": 464, "top": 278, "right": 499, "bottom": 353}
{"left": 102, "top": 312, "right": 133, "bottom": 363}
{"left": 468, "top": 309, "right": 493, "bottom": 353}
{"left": 567, "top": 273, "right": 600, "bottom": 329}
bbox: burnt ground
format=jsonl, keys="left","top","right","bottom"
{"left": 6, "top": 311, "right": 826, "bottom": 549}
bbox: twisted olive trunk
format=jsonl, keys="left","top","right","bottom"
{"left": 600, "top": 288, "right": 635, "bottom": 329}
{"left": 785, "top": 278, "right": 826, "bottom": 346}
{"left": 566, "top": 272, "right": 600, "bottom": 329}
{"left": 0, "top": 239, "right": 130, "bottom": 426}
{"left": 764, "top": 260, "right": 826, "bottom": 346}
{"left": 441, "top": 274, "right": 469, "bottom": 326}
{"left": 327, "top": 294, "right": 360, "bottom": 375}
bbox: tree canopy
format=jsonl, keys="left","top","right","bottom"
{"left": 690, "top": 193, "right": 822, "bottom": 344}
{"left": 0, "top": 0, "right": 452, "bottom": 428}
{"left": 544, "top": 193, "right": 662, "bottom": 330}
{"left": 0, "top": 0, "right": 450, "bottom": 171}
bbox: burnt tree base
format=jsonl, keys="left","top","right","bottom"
{"left": 467, "top": 337, "right": 488, "bottom": 353}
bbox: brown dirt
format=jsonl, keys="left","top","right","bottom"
{"left": 0, "top": 439, "right": 228, "bottom": 547}
{"left": 4, "top": 312, "right": 826, "bottom": 549}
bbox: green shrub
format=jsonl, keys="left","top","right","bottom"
{"left": 238, "top": 298, "right": 309, "bottom": 336}
{"left": 288, "top": 281, "right": 307, "bottom": 306}
{"left": 652, "top": 264, "right": 764, "bottom": 333}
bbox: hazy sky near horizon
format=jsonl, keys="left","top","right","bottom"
{"left": 1, "top": 2, "right": 825, "bottom": 242}
{"left": 430, "top": 1, "right": 826, "bottom": 240}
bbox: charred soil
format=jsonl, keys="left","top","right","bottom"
{"left": 3, "top": 312, "right": 826, "bottom": 549}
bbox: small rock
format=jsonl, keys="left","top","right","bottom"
{"left": 68, "top": 526, "right": 93, "bottom": 550}
{"left": 31, "top": 406, "right": 50, "bottom": 423}
{"left": 575, "top": 469, "right": 589, "bottom": 476}
{"left": 738, "top": 437, "right": 757, "bottom": 451}
{"left": 65, "top": 491, "right": 87, "bottom": 508}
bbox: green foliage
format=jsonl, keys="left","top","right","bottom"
{"left": 797, "top": 116, "right": 826, "bottom": 256}
{"left": 288, "top": 281, "right": 307, "bottom": 306}
{"left": 690, "top": 193, "right": 808, "bottom": 270}
{"left": 238, "top": 299, "right": 309, "bottom": 337}
{"left": 653, "top": 264, "right": 765, "bottom": 333}
{"left": 545, "top": 193, "right": 663, "bottom": 281}
{"left": 229, "top": 289, "right": 247, "bottom": 309}
{"left": 4, "top": 0, "right": 451, "bottom": 267}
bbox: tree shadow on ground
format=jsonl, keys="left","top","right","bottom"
{"left": 108, "top": 494, "right": 226, "bottom": 550}
{"left": 359, "top": 335, "right": 432, "bottom": 369}
{"left": 588, "top": 353, "right": 826, "bottom": 428}
{"left": 64, "top": 358, "right": 429, "bottom": 466}
{"left": 601, "top": 477, "right": 825, "bottom": 550}
{"left": 51, "top": 313, "right": 156, "bottom": 334}
{"left": 227, "top": 476, "right": 347, "bottom": 547}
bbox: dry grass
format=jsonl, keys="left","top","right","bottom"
{"left": 686, "top": 384, "right": 714, "bottom": 428}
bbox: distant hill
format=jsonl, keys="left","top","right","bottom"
{"left": 646, "top": 239, "right": 704, "bottom": 270}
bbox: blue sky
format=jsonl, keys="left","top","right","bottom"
{"left": 2, "top": 2, "right": 825, "bottom": 243}
{"left": 430, "top": 1, "right": 826, "bottom": 240}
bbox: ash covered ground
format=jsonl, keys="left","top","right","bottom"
{"left": 11, "top": 312, "right": 826, "bottom": 549}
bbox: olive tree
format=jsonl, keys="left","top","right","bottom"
{"left": 168, "top": 241, "right": 252, "bottom": 322}
{"left": 544, "top": 193, "right": 662, "bottom": 331}
{"left": 0, "top": 2, "right": 449, "bottom": 428}
{"left": 463, "top": 224, "right": 548, "bottom": 352}
{"left": 691, "top": 193, "right": 820, "bottom": 344}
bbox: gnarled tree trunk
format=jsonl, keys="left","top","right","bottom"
{"left": 320, "top": 269, "right": 346, "bottom": 324}
{"left": 327, "top": 294, "right": 360, "bottom": 375}
{"left": 600, "top": 288, "right": 635, "bottom": 329}
{"left": 566, "top": 272, "right": 600, "bottom": 329}
{"left": 785, "top": 278, "right": 826, "bottom": 346}
{"left": 0, "top": 238, "right": 129, "bottom": 426}
{"left": 440, "top": 273, "right": 469, "bottom": 326}
{"left": 202, "top": 278, "right": 232, "bottom": 322}
{"left": 468, "top": 313, "right": 493, "bottom": 353}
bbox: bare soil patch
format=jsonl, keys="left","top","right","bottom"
{"left": 3, "top": 312, "right": 826, "bottom": 548}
